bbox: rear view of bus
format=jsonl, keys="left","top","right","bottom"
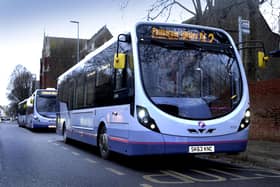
{"left": 17, "top": 99, "right": 28, "bottom": 127}
{"left": 26, "top": 89, "right": 57, "bottom": 129}
{"left": 132, "top": 22, "right": 250, "bottom": 155}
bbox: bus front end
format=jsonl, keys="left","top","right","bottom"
{"left": 126, "top": 22, "right": 250, "bottom": 155}
{"left": 32, "top": 89, "right": 57, "bottom": 129}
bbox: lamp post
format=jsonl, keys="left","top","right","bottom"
{"left": 70, "top": 20, "right": 80, "bottom": 63}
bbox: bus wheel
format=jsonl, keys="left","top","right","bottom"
{"left": 63, "top": 125, "right": 68, "bottom": 143}
{"left": 98, "top": 125, "right": 110, "bottom": 159}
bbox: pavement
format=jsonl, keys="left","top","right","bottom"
{"left": 206, "top": 140, "right": 280, "bottom": 171}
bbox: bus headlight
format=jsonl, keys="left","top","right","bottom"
{"left": 238, "top": 109, "right": 250, "bottom": 131}
{"left": 136, "top": 106, "right": 160, "bottom": 133}
{"left": 33, "top": 115, "right": 39, "bottom": 121}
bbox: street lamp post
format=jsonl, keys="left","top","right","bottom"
{"left": 70, "top": 20, "right": 80, "bottom": 64}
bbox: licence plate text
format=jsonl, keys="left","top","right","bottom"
{"left": 189, "top": 145, "right": 215, "bottom": 153}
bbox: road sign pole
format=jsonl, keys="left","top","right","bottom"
{"left": 238, "top": 16, "right": 243, "bottom": 59}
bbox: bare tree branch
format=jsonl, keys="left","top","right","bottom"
{"left": 147, "top": 0, "right": 176, "bottom": 21}
{"left": 192, "top": 0, "right": 198, "bottom": 13}
{"left": 147, "top": 0, "right": 197, "bottom": 21}
{"left": 120, "top": 0, "right": 129, "bottom": 11}
{"left": 196, "top": 0, "right": 203, "bottom": 17}
{"left": 174, "top": 0, "right": 196, "bottom": 15}
{"left": 165, "top": 5, "right": 173, "bottom": 22}
{"left": 205, "top": 0, "right": 214, "bottom": 12}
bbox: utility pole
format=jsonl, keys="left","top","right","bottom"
{"left": 238, "top": 16, "right": 243, "bottom": 58}
{"left": 70, "top": 20, "right": 80, "bottom": 64}
{"left": 278, "top": 12, "right": 280, "bottom": 34}
{"left": 238, "top": 16, "right": 250, "bottom": 60}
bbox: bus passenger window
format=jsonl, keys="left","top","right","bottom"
{"left": 115, "top": 68, "right": 126, "bottom": 90}
{"left": 85, "top": 76, "right": 95, "bottom": 107}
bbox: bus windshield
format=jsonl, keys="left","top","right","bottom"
{"left": 137, "top": 26, "right": 242, "bottom": 120}
{"left": 36, "top": 95, "right": 57, "bottom": 117}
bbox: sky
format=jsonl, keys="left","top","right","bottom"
{"left": 0, "top": 0, "right": 277, "bottom": 106}
{"left": 0, "top": 0, "right": 194, "bottom": 106}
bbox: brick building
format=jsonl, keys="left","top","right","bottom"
{"left": 40, "top": 26, "right": 112, "bottom": 89}
{"left": 40, "top": 37, "right": 87, "bottom": 88}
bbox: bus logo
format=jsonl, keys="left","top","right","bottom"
{"left": 198, "top": 121, "right": 206, "bottom": 128}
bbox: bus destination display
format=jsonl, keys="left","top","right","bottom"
{"left": 152, "top": 27, "right": 215, "bottom": 43}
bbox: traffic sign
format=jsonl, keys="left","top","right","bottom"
{"left": 240, "top": 19, "right": 250, "bottom": 34}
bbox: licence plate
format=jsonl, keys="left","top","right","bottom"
{"left": 189, "top": 145, "right": 215, "bottom": 153}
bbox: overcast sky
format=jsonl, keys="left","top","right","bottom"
{"left": 0, "top": 0, "right": 277, "bottom": 106}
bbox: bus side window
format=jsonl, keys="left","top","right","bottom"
{"left": 85, "top": 75, "right": 96, "bottom": 107}
{"left": 114, "top": 67, "right": 127, "bottom": 90}
{"left": 68, "top": 80, "right": 75, "bottom": 110}
{"left": 114, "top": 41, "right": 133, "bottom": 89}
{"left": 75, "top": 74, "right": 85, "bottom": 109}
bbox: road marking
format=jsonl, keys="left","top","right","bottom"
{"left": 140, "top": 184, "right": 153, "bottom": 187}
{"left": 105, "top": 167, "right": 125, "bottom": 176}
{"left": 143, "top": 169, "right": 228, "bottom": 184}
{"left": 72, "top": 151, "right": 80, "bottom": 156}
{"left": 143, "top": 170, "right": 194, "bottom": 184}
{"left": 169, "top": 170, "right": 226, "bottom": 183}
{"left": 209, "top": 168, "right": 262, "bottom": 180}
{"left": 85, "top": 158, "right": 97, "bottom": 164}
{"left": 53, "top": 143, "right": 59, "bottom": 146}
{"left": 47, "top": 140, "right": 52, "bottom": 143}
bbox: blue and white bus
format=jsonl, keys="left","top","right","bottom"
{"left": 56, "top": 22, "right": 250, "bottom": 159}
{"left": 17, "top": 99, "right": 28, "bottom": 127}
{"left": 24, "top": 89, "right": 57, "bottom": 129}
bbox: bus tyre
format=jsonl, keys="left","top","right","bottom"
{"left": 63, "top": 126, "right": 68, "bottom": 143}
{"left": 98, "top": 125, "right": 110, "bottom": 159}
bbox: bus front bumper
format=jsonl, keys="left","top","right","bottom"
{"left": 33, "top": 121, "right": 56, "bottom": 129}
{"left": 108, "top": 128, "right": 249, "bottom": 156}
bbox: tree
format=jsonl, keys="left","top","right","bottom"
{"left": 122, "top": 0, "right": 278, "bottom": 31}
{"left": 146, "top": 0, "right": 214, "bottom": 23}
{"left": 6, "top": 65, "right": 34, "bottom": 115}
{"left": 143, "top": 0, "right": 277, "bottom": 28}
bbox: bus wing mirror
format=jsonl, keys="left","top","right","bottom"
{"left": 258, "top": 51, "right": 269, "bottom": 68}
{"left": 114, "top": 53, "right": 126, "bottom": 69}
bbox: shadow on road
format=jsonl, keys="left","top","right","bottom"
{"left": 63, "top": 138, "right": 233, "bottom": 172}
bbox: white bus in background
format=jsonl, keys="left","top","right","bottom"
{"left": 23, "top": 89, "right": 57, "bottom": 129}
{"left": 56, "top": 22, "right": 250, "bottom": 159}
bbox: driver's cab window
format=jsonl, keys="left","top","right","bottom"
{"left": 114, "top": 42, "right": 133, "bottom": 91}
{"left": 113, "top": 41, "right": 134, "bottom": 104}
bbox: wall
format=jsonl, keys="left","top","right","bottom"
{"left": 249, "top": 78, "right": 280, "bottom": 141}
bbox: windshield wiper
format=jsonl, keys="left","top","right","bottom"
{"left": 198, "top": 43, "right": 235, "bottom": 57}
